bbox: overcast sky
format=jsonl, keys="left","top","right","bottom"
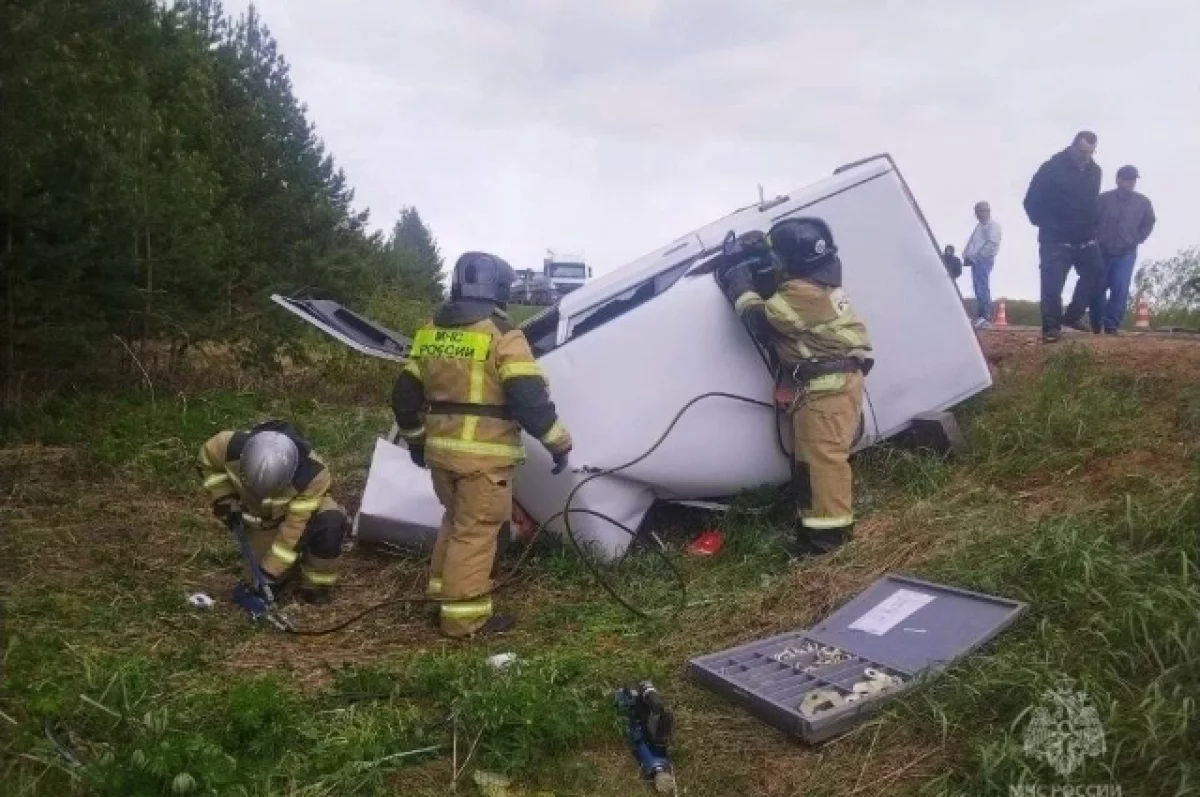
{"left": 226, "top": 0, "right": 1200, "bottom": 302}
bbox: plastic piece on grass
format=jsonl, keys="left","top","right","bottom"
{"left": 473, "top": 771, "right": 514, "bottom": 797}
{"left": 686, "top": 529, "right": 724, "bottom": 557}
{"left": 187, "top": 593, "right": 215, "bottom": 609}
{"left": 487, "top": 652, "right": 518, "bottom": 670}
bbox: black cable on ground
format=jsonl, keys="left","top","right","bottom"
{"left": 282, "top": 519, "right": 550, "bottom": 636}
{"left": 280, "top": 391, "right": 775, "bottom": 635}
{"left": 557, "top": 391, "right": 774, "bottom": 621}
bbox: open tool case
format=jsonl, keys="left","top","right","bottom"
{"left": 687, "top": 574, "right": 1027, "bottom": 743}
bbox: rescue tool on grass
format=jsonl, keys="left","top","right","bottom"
{"left": 615, "top": 681, "right": 677, "bottom": 795}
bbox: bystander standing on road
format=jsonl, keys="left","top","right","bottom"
{"left": 1023, "top": 131, "right": 1104, "bottom": 343}
{"left": 963, "top": 201, "right": 1002, "bottom": 329}
{"left": 1091, "top": 165, "right": 1155, "bottom": 334}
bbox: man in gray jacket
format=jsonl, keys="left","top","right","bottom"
{"left": 963, "top": 201, "right": 1002, "bottom": 328}
{"left": 1090, "top": 165, "right": 1156, "bottom": 334}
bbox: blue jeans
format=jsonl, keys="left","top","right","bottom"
{"left": 970, "top": 256, "right": 995, "bottom": 321}
{"left": 1089, "top": 251, "right": 1137, "bottom": 331}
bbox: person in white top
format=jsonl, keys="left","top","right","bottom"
{"left": 963, "top": 201, "right": 1002, "bottom": 329}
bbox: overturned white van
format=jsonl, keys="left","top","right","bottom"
{"left": 275, "top": 154, "right": 991, "bottom": 562}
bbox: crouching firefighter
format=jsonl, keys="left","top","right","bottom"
{"left": 197, "top": 421, "right": 349, "bottom": 604}
{"left": 716, "top": 218, "right": 874, "bottom": 557}
{"left": 391, "top": 251, "right": 573, "bottom": 639}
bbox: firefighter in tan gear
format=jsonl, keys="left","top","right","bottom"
{"left": 391, "top": 251, "right": 572, "bottom": 638}
{"left": 716, "top": 217, "right": 874, "bottom": 557}
{"left": 198, "top": 420, "right": 349, "bottom": 604}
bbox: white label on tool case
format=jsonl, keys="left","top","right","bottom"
{"left": 847, "top": 589, "right": 936, "bottom": 636}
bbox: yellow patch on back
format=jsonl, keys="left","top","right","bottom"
{"left": 412, "top": 328, "right": 491, "bottom": 362}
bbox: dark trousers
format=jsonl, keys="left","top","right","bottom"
{"left": 1039, "top": 241, "right": 1103, "bottom": 335}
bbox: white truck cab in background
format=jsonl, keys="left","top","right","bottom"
{"left": 543, "top": 250, "right": 591, "bottom": 296}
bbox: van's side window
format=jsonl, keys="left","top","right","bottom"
{"left": 564, "top": 258, "right": 697, "bottom": 343}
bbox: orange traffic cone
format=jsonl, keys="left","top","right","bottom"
{"left": 1134, "top": 297, "right": 1151, "bottom": 329}
{"left": 993, "top": 299, "right": 1009, "bottom": 327}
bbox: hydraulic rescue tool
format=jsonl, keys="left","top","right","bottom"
{"left": 615, "top": 681, "right": 677, "bottom": 794}
{"left": 226, "top": 513, "right": 295, "bottom": 632}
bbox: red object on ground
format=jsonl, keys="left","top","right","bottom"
{"left": 993, "top": 299, "right": 1009, "bottom": 327}
{"left": 687, "top": 529, "right": 725, "bottom": 557}
{"left": 511, "top": 502, "right": 537, "bottom": 542}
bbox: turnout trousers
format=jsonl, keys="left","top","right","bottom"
{"left": 790, "top": 371, "right": 865, "bottom": 533}
{"left": 427, "top": 466, "right": 513, "bottom": 637}
{"left": 246, "top": 496, "right": 347, "bottom": 589}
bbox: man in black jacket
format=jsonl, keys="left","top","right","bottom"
{"left": 1023, "top": 131, "right": 1103, "bottom": 343}
{"left": 942, "top": 245, "right": 963, "bottom": 280}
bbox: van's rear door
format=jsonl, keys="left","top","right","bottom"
{"left": 270, "top": 295, "right": 411, "bottom": 361}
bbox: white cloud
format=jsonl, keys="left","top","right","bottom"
{"left": 231, "top": 0, "right": 1200, "bottom": 302}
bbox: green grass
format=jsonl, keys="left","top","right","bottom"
{"left": 506, "top": 304, "right": 545, "bottom": 325}
{"left": 905, "top": 488, "right": 1200, "bottom": 796}
{"left": 2, "top": 339, "right": 1199, "bottom": 796}
{"left": 966, "top": 347, "right": 1161, "bottom": 480}
{"left": 0, "top": 389, "right": 389, "bottom": 493}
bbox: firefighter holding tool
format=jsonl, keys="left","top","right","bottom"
{"left": 198, "top": 420, "right": 350, "bottom": 604}
{"left": 391, "top": 251, "right": 573, "bottom": 639}
{"left": 715, "top": 218, "right": 874, "bottom": 557}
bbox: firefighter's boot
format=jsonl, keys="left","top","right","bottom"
{"left": 440, "top": 613, "right": 516, "bottom": 640}
{"left": 785, "top": 523, "right": 853, "bottom": 559}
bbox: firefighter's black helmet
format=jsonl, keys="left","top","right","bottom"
{"left": 451, "top": 251, "right": 515, "bottom": 304}
{"left": 768, "top": 217, "right": 837, "bottom": 276}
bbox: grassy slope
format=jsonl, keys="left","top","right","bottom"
{"left": 1, "top": 335, "right": 1199, "bottom": 796}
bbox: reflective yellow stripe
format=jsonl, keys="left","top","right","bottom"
{"left": 498, "top": 361, "right": 543, "bottom": 381}
{"left": 203, "top": 473, "right": 232, "bottom": 490}
{"left": 541, "top": 420, "right": 568, "bottom": 447}
{"left": 289, "top": 497, "right": 322, "bottom": 513}
{"left": 269, "top": 543, "right": 298, "bottom": 565}
{"left": 806, "top": 373, "right": 848, "bottom": 393}
{"left": 199, "top": 447, "right": 221, "bottom": 469}
{"left": 427, "top": 577, "right": 443, "bottom": 596}
{"left": 302, "top": 568, "right": 338, "bottom": 586}
{"left": 427, "top": 437, "right": 525, "bottom": 459}
{"left": 412, "top": 328, "right": 491, "bottom": 362}
{"left": 809, "top": 319, "right": 869, "bottom": 348}
{"left": 801, "top": 515, "right": 855, "bottom": 530}
{"left": 440, "top": 597, "right": 493, "bottom": 619}
{"left": 734, "top": 292, "right": 763, "bottom": 315}
{"left": 399, "top": 425, "right": 425, "bottom": 440}
{"left": 765, "top": 294, "right": 804, "bottom": 327}
{"left": 462, "top": 360, "right": 485, "bottom": 441}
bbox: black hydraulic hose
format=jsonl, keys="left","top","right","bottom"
{"left": 281, "top": 521, "right": 549, "bottom": 636}
{"left": 557, "top": 391, "right": 774, "bottom": 620}
{"left": 279, "top": 391, "right": 776, "bottom": 635}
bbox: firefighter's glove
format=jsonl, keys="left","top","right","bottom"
{"left": 551, "top": 449, "right": 570, "bottom": 475}
{"left": 408, "top": 443, "right": 427, "bottom": 469}
{"left": 715, "top": 229, "right": 765, "bottom": 304}
{"left": 717, "top": 260, "right": 755, "bottom": 306}
{"left": 212, "top": 496, "right": 240, "bottom": 523}
{"left": 259, "top": 567, "right": 284, "bottom": 589}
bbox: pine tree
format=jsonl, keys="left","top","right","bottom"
{"left": 387, "top": 206, "right": 445, "bottom": 302}
{"left": 0, "top": 0, "right": 390, "bottom": 401}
